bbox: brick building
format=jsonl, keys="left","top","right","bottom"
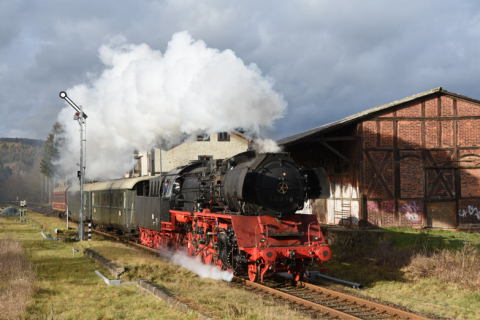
{"left": 278, "top": 88, "right": 480, "bottom": 228}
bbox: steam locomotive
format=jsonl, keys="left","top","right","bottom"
{"left": 53, "top": 151, "right": 332, "bottom": 282}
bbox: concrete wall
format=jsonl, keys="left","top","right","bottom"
{"left": 154, "top": 133, "right": 249, "bottom": 173}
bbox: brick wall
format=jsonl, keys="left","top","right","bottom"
{"left": 458, "top": 199, "right": 480, "bottom": 224}
{"left": 459, "top": 150, "right": 480, "bottom": 198}
{"left": 425, "top": 121, "right": 438, "bottom": 148}
{"left": 397, "top": 121, "right": 422, "bottom": 148}
{"left": 382, "top": 201, "right": 396, "bottom": 226}
{"left": 380, "top": 121, "right": 394, "bottom": 147}
{"left": 399, "top": 152, "right": 423, "bottom": 198}
{"left": 396, "top": 102, "right": 422, "bottom": 117}
{"left": 441, "top": 96, "right": 454, "bottom": 116}
{"left": 399, "top": 200, "right": 423, "bottom": 226}
{"left": 441, "top": 121, "right": 454, "bottom": 147}
{"left": 363, "top": 121, "right": 376, "bottom": 148}
{"left": 457, "top": 100, "right": 480, "bottom": 116}
{"left": 425, "top": 98, "right": 438, "bottom": 117}
{"left": 366, "top": 201, "right": 379, "bottom": 226}
{"left": 457, "top": 119, "right": 480, "bottom": 147}
{"left": 426, "top": 150, "right": 454, "bottom": 199}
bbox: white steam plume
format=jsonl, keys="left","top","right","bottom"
{"left": 57, "top": 31, "right": 287, "bottom": 180}
{"left": 159, "top": 249, "right": 234, "bottom": 282}
{"left": 254, "top": 138, "right": 282, "bottom": 153}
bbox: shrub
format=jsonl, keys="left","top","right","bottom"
{"left": 405, "top": 244, "right": 480, "bottom": 289}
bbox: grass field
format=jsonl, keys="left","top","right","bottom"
{"left": 0, "top": 210, "right": 312, "bottom": 320}
{"left": 2, "top": 207, "right": 480, "bottom": 319}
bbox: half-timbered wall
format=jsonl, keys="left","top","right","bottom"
{"left": 362, "top": 94, "right": 480, "bottom": 227}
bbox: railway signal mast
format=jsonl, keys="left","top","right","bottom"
{"left": 59, "top": 91, "right": 88, "bottom": 240}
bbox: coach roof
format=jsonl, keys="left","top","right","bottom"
{"left": 90, "top": 176, "right": 151, "bottom": 191}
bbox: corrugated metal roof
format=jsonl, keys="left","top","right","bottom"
{"left": 277, "top": 87, "right": 477, "bottom": 147}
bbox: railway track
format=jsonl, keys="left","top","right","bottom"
{"left": 20, "top": 209, "right": 432, "bottom": 320}
{"left": 234, "top": 276, "right": 429, "bottom": 319}
{"left": 89, "top": 227, "right": 429, "bottom": 320}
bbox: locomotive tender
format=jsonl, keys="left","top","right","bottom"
{"left": 53, "top": 151, "right": 332, "bottom": 282}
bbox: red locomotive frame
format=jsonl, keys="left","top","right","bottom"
{"left": 139, "top": 209, "right": 331, "bottom": 282}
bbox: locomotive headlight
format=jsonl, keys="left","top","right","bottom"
{"left": 313, "top": 236, "right": 319, "bottom": 241}
{"left": 282, "top": 173, "right": 286, "bottom": 177}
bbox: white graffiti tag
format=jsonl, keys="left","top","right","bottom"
{"left": 458, "top": 205, "right": 480, "bottom": 220}
{"left": 401, "top": 201, "right": 422, "bottom": 222}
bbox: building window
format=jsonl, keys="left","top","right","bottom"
{"left": 218, "top": 132, "right": 230, "bottom": 141}
{"left": 197, "top": 134, "right": 210, "bottom": 141}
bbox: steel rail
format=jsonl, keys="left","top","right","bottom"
{"left": 233, "top": 275, "right": 429, "bottom": 320}
{"left": 298, "top": 280, "right": 429, "bottom": 320}
{"left": 233, "top": 276, "right": 360, "bottom": 319}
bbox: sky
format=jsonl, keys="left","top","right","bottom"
{"left": 2, "top": 1, "right": 480, "bottom": 144}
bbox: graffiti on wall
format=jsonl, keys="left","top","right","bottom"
{"left": 383, "top": 201, "right": 395, "bottom": 213}
{"left": 367, "top": 202, "right": 378, "bottom": 213}
{"left": 400, "top": 201, "right": 422, "bottom": 222}
{"left": 458, "top": 205, "right": 480, "bottom": 221}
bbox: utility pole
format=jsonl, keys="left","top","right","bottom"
{"left": 59, "top": 91, "right": 88, "bottom": 240}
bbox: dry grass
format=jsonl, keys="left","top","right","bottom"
{"left": 86, "top": 241, "right": 312, "bottom": 319}
{"left": 405, "top": 244, "right": 480, "bottom": 289}
{"left": 0, "top": 236, "right": 36, "bottom": 320}
{"left": 322, "top": 229, "right": 480, "bottom": 319}
{"left": 0, "top": 213, "right": 190, "bottom": 320}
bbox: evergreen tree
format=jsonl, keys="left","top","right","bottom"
{"left": 39, "top": 122, "right": 63, "bottom": 179}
